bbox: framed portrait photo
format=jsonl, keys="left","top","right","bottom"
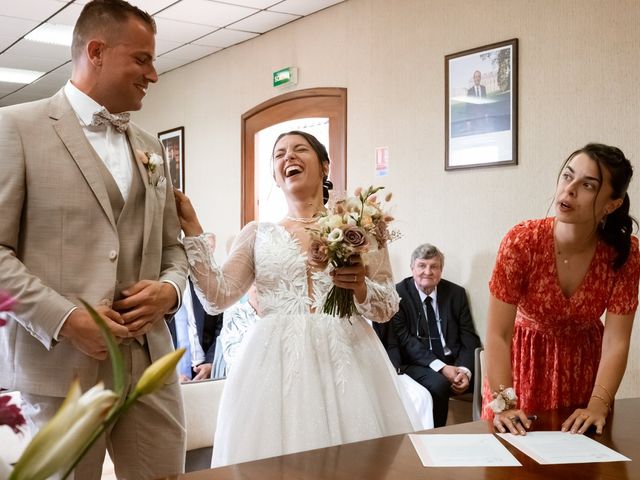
{"left": 158, "top": 126, "right": 185, "bottom": 191}
{"left": 445, "top": 38, "right": 518, "bottom": 170}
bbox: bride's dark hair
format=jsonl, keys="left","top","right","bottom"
{"left": 559, "top": 143, "right": 636, "bottom": 270}
{"left": 272, "top": 130, "right": 333, "bottom": 205}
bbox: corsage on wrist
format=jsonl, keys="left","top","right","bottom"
{"left": 489, "top": 385, "right": 518, "bottom": 413}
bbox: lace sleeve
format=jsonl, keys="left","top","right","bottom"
{"left": 182, "top": 222, "right": 257, "bottom": 315}
{"left": 354, "top": 244, "right": 400, "bottom": 323}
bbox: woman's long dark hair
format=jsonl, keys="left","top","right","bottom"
{"left": 272, "top": 130, "right": 333, "bottom": 205}
{"left": 560, "top": 143, "right": 636, "bottom": 269}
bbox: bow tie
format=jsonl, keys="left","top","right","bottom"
{"left": 90, "top": 108, "right": 130, "bottom": 133}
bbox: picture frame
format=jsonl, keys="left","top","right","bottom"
{"left": 445, "top": 38, "right": 518, "bottom": 170}
{"left": 158, "top": 126, "right": 185, "bottom": 191}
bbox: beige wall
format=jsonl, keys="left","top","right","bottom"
{"left": 135, "top": 0, "right": 640, "bottom": 397}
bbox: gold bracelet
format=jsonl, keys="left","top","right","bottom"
{"left": 594, "top": 384, "right": 614, "bottom": 404}
{"left": 590, "top": 394, "right": 611, "bottom": 412}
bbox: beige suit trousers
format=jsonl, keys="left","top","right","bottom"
{"left": 22, "top": 341, "right": 186, "bottom": 479}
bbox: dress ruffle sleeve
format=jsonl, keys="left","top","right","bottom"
{"left": 182, "top": 222, "right": 257, "bottom": 315}
{"left": 354, "top": 244, "right": 400, "bottom": 323}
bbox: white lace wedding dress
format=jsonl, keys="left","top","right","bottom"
{"left": 184, "top": 222, "right": 419, "bottom": 467}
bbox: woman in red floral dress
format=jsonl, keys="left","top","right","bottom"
{"left": 483, "top": 143, "right": 640, "bottom": 436}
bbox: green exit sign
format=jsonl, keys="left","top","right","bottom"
{"left": 273, "top": 67, "right": 298, "bottom": 87}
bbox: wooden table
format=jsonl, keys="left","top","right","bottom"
{"left": 167, "top": 398, "right": 638, "bottom": 480}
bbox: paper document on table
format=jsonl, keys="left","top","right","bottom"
{"left": 409, "top": 434, "right": 521, "bottom": 467}
{"left": 497, "top": 431, "right": 631, "bottom": 464}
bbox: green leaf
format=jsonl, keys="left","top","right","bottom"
{"left": 78, "top": 299, "right": 125, "bottom": 398}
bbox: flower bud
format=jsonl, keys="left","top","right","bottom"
{"left": 133, "top": 348, "right": 185, "bottom": 397}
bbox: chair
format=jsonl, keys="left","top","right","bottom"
{"left": 472, "top": 346, "right": 485, "bottom": 421}
{"left": 181, "top": 378, "right": 226, "bottom": 472}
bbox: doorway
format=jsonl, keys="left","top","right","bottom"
{"left": 241, "top": 87, "right": 347, "bottom": 225}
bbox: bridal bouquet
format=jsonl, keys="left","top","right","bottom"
{"left": 308, "top": 186, "right": 398, "bottom": 318}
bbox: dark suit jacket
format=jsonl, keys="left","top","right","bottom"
{"left": 467, "top": 85, "right": 486, "bottom": 97}
{"left": 189, "top": 280, "right": 223, "bottom": 364}
{"left": 168, "top": 280, "right": 223, "bottom": 365}
{"left": 390, "top": 277, "right": 481, "bottom": 373}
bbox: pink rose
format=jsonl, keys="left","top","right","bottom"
{"left": 309, "top": 239, "right": 330, "bottom": 268}
{"left": 342, "top": 226, "right": 369, "bottom": 252}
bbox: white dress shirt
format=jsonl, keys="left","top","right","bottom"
{"left": 184, "top": 285, "right": 206, "bottom": 367}
{"left": 64, "top": 81, "right": 133, "bottom": 200}
{"left": 415, "top": 282, "right": 471, "bottom": 380}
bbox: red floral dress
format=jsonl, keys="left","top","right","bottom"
{"left": 481, "top": 217, "right": 640, "bottom": 419}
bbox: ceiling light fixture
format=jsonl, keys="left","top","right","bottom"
{"left": 25, "top": 23, "right": 73, "bottom": 46}
{"left": 0, "top": 67, "right": 45, "bottom": 84}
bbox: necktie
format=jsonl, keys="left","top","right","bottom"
{"left": 424, "top": 297, "right": 445, "bottom": 360}
{"left": 476, "top": 86, "right": 480, "bottom": 97}
{"left": 90, "top": 107, "right": 130, "bottom": 133}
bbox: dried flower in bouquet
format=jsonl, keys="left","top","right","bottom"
{"left": 308, "top": 186, "right": 399, "bottom": 318}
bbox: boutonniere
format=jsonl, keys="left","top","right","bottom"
{"left": 135, "top": 149, "right": 165, "bottom": 186}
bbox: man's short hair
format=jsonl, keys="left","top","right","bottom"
{"left": 72, "top": 0, "right": 156, "bottom": 61}
{"left": 410, "top": 243, "right": 445, "bottom": 267}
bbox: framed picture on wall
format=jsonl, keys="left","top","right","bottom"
{"left": 445, "top": 38, "right": 518, "bottom": 170}
{"left": 158, "top": 126, "right": 185, "bottom": 191}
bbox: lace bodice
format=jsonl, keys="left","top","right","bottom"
{"left": 183, "top": 222, "right": 399, "bottom": 322}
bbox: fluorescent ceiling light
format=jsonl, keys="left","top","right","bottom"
{"left": 25, "top": 23, "right": 73, "bottom": 46}
{"left": 0, "top": 67, "right": 45, "bottom": 84}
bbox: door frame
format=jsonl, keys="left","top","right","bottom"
{"left": 241, "top": 87, "right": 347, "bottom": 225}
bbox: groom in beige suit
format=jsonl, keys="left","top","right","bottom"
{"left": 0, "top": 1, "right": 188, "bottom": 478}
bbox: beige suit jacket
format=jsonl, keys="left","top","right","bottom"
{"left": 0, "top": 89, "right": 188, "bottom": 396}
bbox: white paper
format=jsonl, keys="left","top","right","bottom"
{"left": 497, "top": 431, "right": 631, "bottom": 464}
{"left": 409, "top": 434, "right": 521, "bottom": 467}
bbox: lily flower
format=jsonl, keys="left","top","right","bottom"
{"left": 10, "top": 381, "right": 117, "bottom": 480}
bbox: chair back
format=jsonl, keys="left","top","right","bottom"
{"left": 181, "top": 378, "right": 225, "bottom": 450}
{"left": 472, "top": 346, "right": 485, "bottom": 421}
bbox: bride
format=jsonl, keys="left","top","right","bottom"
{"left": 175, "top": 131, "right": 418, "bottom": 467}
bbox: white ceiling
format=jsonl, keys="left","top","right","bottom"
{"left": 0, "top": 0, "right": 344, "bottom": 107}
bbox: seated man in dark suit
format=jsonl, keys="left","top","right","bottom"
{"left": 391, "top": 243, "right": 481, "bottom": 427}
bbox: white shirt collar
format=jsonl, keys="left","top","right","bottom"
{"left": 414, "top": 281, "right": 437, "bottom": 304}
{"left": 64, "top": 80, "right": 104, "bottom": 126}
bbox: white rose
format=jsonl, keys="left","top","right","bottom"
{"left": 489, "top": 395, "right": 506, "bottom": 413}
{"left": 326, "top": 214, "right": 344, "bottom": 229}
{"left": 149, "top": 153, "right": 164, "bottom": 169}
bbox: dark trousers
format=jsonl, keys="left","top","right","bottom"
{"left": 404, "top": 364, "right": 451, "bottom": 427}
